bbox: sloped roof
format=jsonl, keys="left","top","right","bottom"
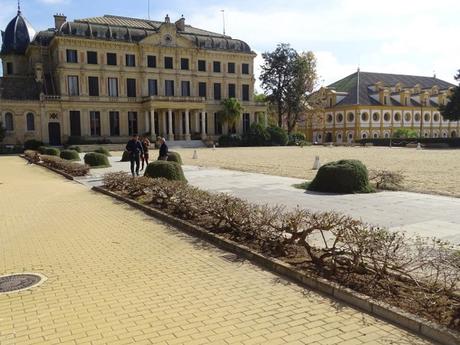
{"left": 0, "top": 76, "right": 42, "bottom": 100}
{"left": 328, "top": 71, "right": 456, "bottom": 106}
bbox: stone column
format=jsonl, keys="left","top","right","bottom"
{"left": 195, "top": 111, "right": 200, "bottom": 134}
{"left": 150, "top": 110, "right": 155, "bottom": 136}
{"left": 264, "top": 112, "right": 268, "bottom": 128}
{"left": 168, "top": 109, "right": 174, "bottom": 141}
{"left": 162, "top": 111, "right": 167, "bottom": 137}
{"left": 201, "top": 110, "right": 207, "bottom": 140}
{"left": 144, "top": 110, "right": 149, "bottom": 134}
{"left": 185, "top": 109, "right": 191, "bottom": 141}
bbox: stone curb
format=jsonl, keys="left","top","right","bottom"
{"left": 92, "top": 186, "right": 459, "bottom": 345}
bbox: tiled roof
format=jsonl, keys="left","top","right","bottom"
{"left": 328, "top": 71, "right": 456, "bottom": 106}
{"left": 0, "top": 76, "right": 42, "bottom": 100}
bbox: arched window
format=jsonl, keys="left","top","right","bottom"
{"left": 373, "top": 133, "right": 379, "bottom": 139}
{"left": 451, "top": 131, "right": 457, "bottom": 138}
{"left": 4, "top": 112, "right": 13, "bottom": 131}
{"left": 26, "top": 113, "right": 35, "bottom": 131}
{"left": 433, "top": 113, "right": 440, "bottom": 122}
{"left": 362, "top": 133, "right": 368, "bottom": 139}
{"left": 384, "top": 132, "right": 389, "bottom": 138}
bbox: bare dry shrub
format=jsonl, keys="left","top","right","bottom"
{"left": 369, "top": 169, "right": 404, "bottom": 190}
{"left": 40, "top": 155, "right": 89, "bottom": 176}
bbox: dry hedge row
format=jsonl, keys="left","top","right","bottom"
{"left": 102, "top": 172, "right": 460, "bottom": 330}
{"left": 24, "top": 150, "right": 90, "bottom": 177}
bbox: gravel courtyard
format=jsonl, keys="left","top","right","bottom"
{"left": 172, "top": 146, "right": 460, "bottom": 197}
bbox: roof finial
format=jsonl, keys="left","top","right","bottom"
{"left": 17, "top": 0, "right": 21, "bottom": 14}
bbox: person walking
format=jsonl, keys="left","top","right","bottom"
{"left": 157, "top": 137, "right": 168, "bottom": 161}
{"left": 125, "top": 134, "right": 144, "bottom": 176}
{"left": 140, "top": 135, "right": 151, "bottom": 171}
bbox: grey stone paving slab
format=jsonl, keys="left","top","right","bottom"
{"left": 75, "top": 154, "right": 460, "bottom": 245}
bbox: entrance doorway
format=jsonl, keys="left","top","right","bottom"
{"left": 325, "top": 132, "right": 333, "bottom": 143}
{"left": 48, "top": 122, "right": 61, "bottom": 145}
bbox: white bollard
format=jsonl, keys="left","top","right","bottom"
{"left": 192, "top": 150, "right": 198, "bottom": 159}
{"left": 313, "top": 156, "right": 321, "bottom": 170}
{"left": 417, "top": 143, "right": 422, "bottom": 150}
{"left": 213, "top": 144, "right": 216, "bottom": 151}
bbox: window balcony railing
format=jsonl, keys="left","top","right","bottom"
{"left": 143, "top": 96, "right": 205, "bottom": 103}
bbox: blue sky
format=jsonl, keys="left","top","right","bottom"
{"left": 1, "top": 0, "right": 459, "bottom": 88}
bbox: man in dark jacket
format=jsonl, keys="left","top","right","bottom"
{"left": 126, "top": 134, "right": 144, "bottom": 176}
{"left": 158, "top": 137, "right": 168, "bottom": 160}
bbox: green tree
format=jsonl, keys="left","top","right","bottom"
{"left": 393, "top": 128, "right": 418, "bottom": 139}
{"left": 0, "top": 122, "right": 6, "bottom": 143}
{"left": 260, "top": 43, "right": 297, "bottom": 128}
{"left": 440, "top": 70, "right": 460, "bottom": 121}
{"left": 260, "top": 44, "right": 318, "bottom": 132}
{"left": 217, "top": 98, "right": 243, "bottom": 133}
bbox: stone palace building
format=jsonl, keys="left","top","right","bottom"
{"left": 308, "top": 70, "right": 458, "bottom": 143}
{"left": 0, "top": 7, "right": 266, "bottom": 145}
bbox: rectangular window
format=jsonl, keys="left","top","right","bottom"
{"left": 228, "top": 62, "right": 235, "bottom": 74}
{"left": 198, "top": 82, "right": 207, "bottom": 98}
{"left": 87, "top": 51, "right": 98, "bottom": 64}
{"left": 107, "top": 53, "right": 117, "bottom": 66}
{"left": 69, "top": 111, "right": 81, "bottom": 136}
{"left": 147, "top": 55, "right": 156, "bottom": 68}
{"left": 181, "top": 81, "right": 190, "bottom": 97}
{"left": 127, "top": 78, "right": 136, "bottom": 97}
{"left": 214, "top": 83, "right": 221, "bottom": 100}
{"left": 67, "top": 76, "right": 79, "bottom": 96}
{"left": 213, "top": 61, "right": 221, "bottom": 73}
{"left": 6, "top": 62, "right": 13, "bottom": 75}
{"left": 88, "top": 76, "right": 99, "bottom": 96}
{"left": 108, "top": 78, "right": 118, "bottom": 97}
{"left": 148, "top": 79, "right": 158, "bottom": 96}
{"left": 242, "top": 63, "right": 250, "bottom": 75}
{"left": 109, "top": 111, "right": 120, "bottom": 136}
{"left": 90, "top": 111, "right": 101, "bottom": 136}
{"left": 181, "top": 58, "right": 189, "bottom": 70}
{"left": 66, "top": 49, "right": 78, "bottom": 63}
{"left": 243, "top": 113, "right": 250, "bottom": 133}
{"left": 125, "top": 54, "right": 136, "bottom": 67}
{"left": 165, "top": 80, "right": 175, "bottom": 96}
{"left": 242, "top": 84, "right": 250, "bottom": 101}
{"left": 198, "top": 60, "right": 206, "bottom": 72}
{"left": 128, "top": 111, "right": 138, "bottom": 136}
{"left": 164, "top": 57, "right": 173, "bottom": 69}
{"left": 26, "top": 113, "right": 35, "bottom": 131}
{"left": 228, "top": 84, "right": 236, "bottom": 98}
{"left": 214, "top": 113, "right": 223, "bottom": 135}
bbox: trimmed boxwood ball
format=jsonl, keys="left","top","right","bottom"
{"left": 38, "top": 146, "right": 49, "bottom": 154}
{"left": 24, "top": 139, "right": 44, "bottom": 150}
{"left": 43, "top": 147, "right": 60, "bottom": 156}
{"left": 144, "top": 161, "right": 187, "bottom": 182}
{"left": 94, "top": 147, "right": 111, "bottom": 156}
{"left": 84, "top": 152, "right": 111, "bottom": 168}
{"left": 67, "top": 145, "right": 81, "bottom": 153}
{"left": 308, "top": 159, "right": 374, "bottom": 194}
{"left": 167, "top": 151, "right": 183, "bottom": 165}
{"left": 267, "top": 126, "right": 288, "bottom": 146}
{"left": 60, "top": 149, "right": 81, "bottom": 161}
{"left": 120, "top": 150, "right": 130, "bottom": 162}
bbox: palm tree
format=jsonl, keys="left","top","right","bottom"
{"left": 217, "top": 98, "right": 243, "bottom": 134}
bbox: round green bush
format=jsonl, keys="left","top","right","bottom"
{"left": 167, "top": 151, "right": 183, "bottom": 165}
{"left": 24, "top": 139, "right": 44, "bottom": 150}
{"left": 43, "top": 147, "right": 60, "bottom": 156}
{"left": 218, "top": 134, "right": 243, "bottom": 147}
{"left": 67, "top": 145, "right": 81, "bottom": 153}
{"left": 120, "top": 150, "right": 130, "bottom": 162}
{"left": 60, "top": 149, "right": 81, "bottom": 161}
{"left": 38, "top": 146, "right": 49, "bottom": 154}
{"left": 288, "top": 132, "right": 307, "bottom": 145}
{"left": 267, "top": 126, "right": 288, "bottom": 146}
{"left": 84, "top": 152, "right": 111, "bottom": 168}
{"left": 144, "top": 161, "right": 187, "bottom": 182}
{"left": 244, "top": 123, "right": 270, "bottom": 146}
{"left": 307, "top": 159, "right": 374, "bottom": 194}
{"left": 94, "top": 147, "right": 111, "bottom": 156}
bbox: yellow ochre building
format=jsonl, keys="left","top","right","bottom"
{"left": 308, "top": 70, "right": 458, "bottom": 143}
{"left": 0, "top": 7, "right": 267, "bottom": 145}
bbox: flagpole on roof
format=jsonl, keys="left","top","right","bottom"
{"left": 357, "top": 67, "right": 360, "bottom": 105}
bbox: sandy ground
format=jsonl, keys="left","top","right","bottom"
{"left": 167, "top": 146, "right": 460, "bottom": 197}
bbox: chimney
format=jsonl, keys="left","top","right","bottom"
{"left": 54, "top": 13, "right": 67, "bottom": 30}
{"left": 175, "top": 16, "right": 185, "bottom": 31}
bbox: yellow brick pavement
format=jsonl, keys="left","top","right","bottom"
{"left": 0, "top": 157, "right": 434, "bottom": 345}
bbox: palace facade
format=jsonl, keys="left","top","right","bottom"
{"left": 306, "top": 70, "right": 458, "bottom": 143}
{"left": 0, "top": 9, "right": 266, "bottom": 145}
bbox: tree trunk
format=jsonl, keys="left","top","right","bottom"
{"left": 277, "top": 102, "right": 283, "bottom": 128}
